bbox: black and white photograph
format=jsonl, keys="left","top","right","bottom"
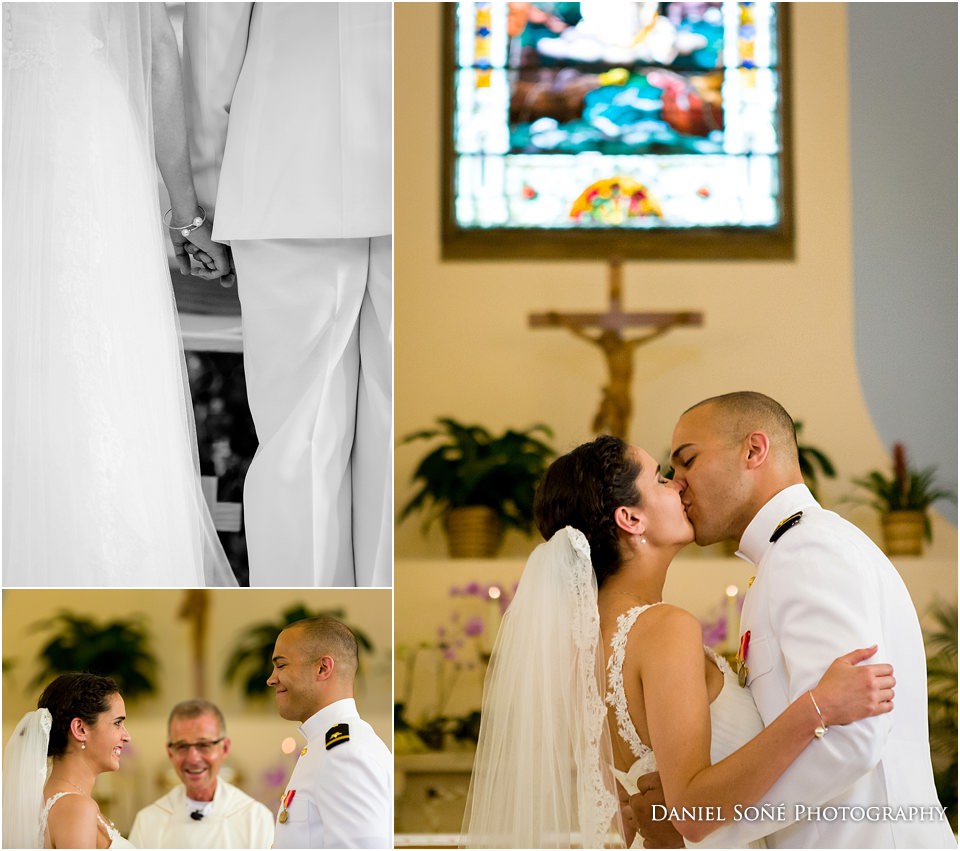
{"left": 2, "top": 2, "right": 392, "bottom": 589}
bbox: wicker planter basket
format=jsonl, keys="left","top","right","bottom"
{"left": 881, "top": 510, "right": 925, "bottom": 556}
{"left": 443, "top": 507, "right": 504, "bottom": 558}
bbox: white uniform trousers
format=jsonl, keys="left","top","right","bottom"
{"left": 232, "top": 237, "right": 391, "bottom": 587}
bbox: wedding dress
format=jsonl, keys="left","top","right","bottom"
{"left": 41, "top": 794, "right": 136, "bottom": 849}
{"left": 462, "top": 527, "right": 768, "bottom": 849}
{"left": 2, "top": 3, "right": 235, "bottom": 586}
{"left": 605, "top": 604, "right": 766, "bottom": 849}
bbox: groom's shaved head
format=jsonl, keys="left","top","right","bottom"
{"left": 671, "top": 391, "right": 804, "bottom": 545}
{"left": 683, "top": 391, "right": 799, "bottom": 462}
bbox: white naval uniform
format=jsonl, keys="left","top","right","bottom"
{"left": 273, "top": 698, "right": 392, "bottom": 849}
{"left": 183, "top": 3, "right": 392, "bottom": 588}
{"left": 697, "top": 485, "right": 954, "bottom": 849}
{"left": 128, "top": 779, "right": 274, "bottom": 848}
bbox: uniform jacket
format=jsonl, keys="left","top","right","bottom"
{"left": 183, "top": 2, "right": 392, "bottom": 240}
{"left": 273, "top": 698, "right": 392, "bottom": 849}
{"left": 128, "top": 779, "right": 274, "bottom": 848}
{"left": 699, "top": 485, "right": 954, "bottom": 848}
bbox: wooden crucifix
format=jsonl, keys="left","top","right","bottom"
{"left": 530, "top": 259, "right": 703, "bottom": 439}
{"left": 178, "top": 589, "right": 210, "bottom": 699}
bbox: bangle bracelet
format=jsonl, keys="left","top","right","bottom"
{"left": 809, "top": 691, "right": 828, "bottom": 738}
{"left": 163, "top": 206, "right": 206, "bottom": 237}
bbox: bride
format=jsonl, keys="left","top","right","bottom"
{"left": 461, "top": 435, "right": 895, "bottom": 848}
{"left": 3, "top": 673, "right": 134, "bottom": 848}
{"left": 2, "top": 4, "right": 236, "bottom": 586}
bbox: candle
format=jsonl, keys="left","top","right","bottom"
{"left": 725, "top": 585, "right": 740, "bottom": 654}
{"left": 484, "top": 585, "right": 502, "bottom": 655}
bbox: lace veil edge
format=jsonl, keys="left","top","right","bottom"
{"left": 461, "top": 527, "right": 625, "bottom": 848}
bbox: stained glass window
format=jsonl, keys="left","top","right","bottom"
{"left": 442, "top": 2, "right": 793, "bottom": 258}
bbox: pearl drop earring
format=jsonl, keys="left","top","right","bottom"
{"left": 640, "top": 536, "right": 647, "bottom": 544}
{"left": 81, "top": 741, "right": 86, "bottom": 750}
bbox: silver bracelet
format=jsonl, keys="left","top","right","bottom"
{"left": 809, "top": 690, "right": 828, "bottom": 738}
{"left": 163, "top": 206, "right": 206, "bottom": 237}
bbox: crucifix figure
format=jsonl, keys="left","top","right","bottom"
{"left": 530, "top": 259, "right": 703, "bottom": 438}
{"left": 178, "top": 589, "right": 210, "bottom": 699}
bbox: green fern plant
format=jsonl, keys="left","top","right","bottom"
{"left": 794, "top": 421, "right": 837, "bottom": 501}
{"left": 399, "top": 418, "right": 555, "bottom": 534}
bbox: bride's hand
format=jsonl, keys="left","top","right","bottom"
{"left": 810, "top": 645, "right": 895, "bottom": 727}
{"left": 171, "top": 220, "right": 234, "bottom": 283}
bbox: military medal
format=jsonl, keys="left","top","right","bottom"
{"left": 278, "top": 789, "right": 296, "bottom": 824}
{"left": 736, "top": 630, "right": 751, "bottom": 687}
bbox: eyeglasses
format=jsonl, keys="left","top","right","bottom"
{"left": 167, "top": 737, "right": 225, "bottom": 756}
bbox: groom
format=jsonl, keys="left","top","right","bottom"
{"left": 182, "top": 3, "right": 392, "bottom": 587}
{"left": 631, "top": 391, "right": 952, "bottom": 847}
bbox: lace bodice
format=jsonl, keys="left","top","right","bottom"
{"left": 605, "top": 604, "right": 661, "bottom": 771}
{"left": 3, "top": 4, "right": 105, "bottom": 71}
{"left": 605, "top": 605, "right": 766, "bottom": 799}
{"left": 41, "top": 792, "right": 134, "bottom": 849}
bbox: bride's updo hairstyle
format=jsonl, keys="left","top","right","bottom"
{"left": 534, "top": 434, "right": 642, "bottom": 585}
{"left": 37, "top": 673, "right": 120, "bottom": 757}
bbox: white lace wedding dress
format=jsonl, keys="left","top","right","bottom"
{"left": 41, "top": 793, "right": 135, "bottom": 850}
{"left": 606, "top": 604, "right": 766, "bottom": 849}
{"left": 2, "top": 3, "right": 234, "bottom": 586}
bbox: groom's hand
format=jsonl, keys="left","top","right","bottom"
{"left": 631, "top": 772, "right": 684, "bottom": 849}
{"left": 171, "top": 223, "right": 235, "bottom": 286}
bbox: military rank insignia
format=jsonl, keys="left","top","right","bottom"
{"left": 325, "top": 723, "right": 350, "bottom": 750}
{"left": 769, "top": 511, "right": 802, "bottom": 543}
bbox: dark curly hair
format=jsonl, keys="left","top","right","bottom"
{"left": 37, "top": 673, "right": 120, "bottom": 757}
{"left": 533, "top": 435, "right": 642, "bottom": 586}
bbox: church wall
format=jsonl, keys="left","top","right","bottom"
{"left": 394, "top": 2, "right": 958, "bottom": 561}
{"left": 848, "top": 2, "right": 958, "bottom": 526}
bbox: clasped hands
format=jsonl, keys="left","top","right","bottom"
{"left": 170, "top": 219, "right": 236, "bottom": 287}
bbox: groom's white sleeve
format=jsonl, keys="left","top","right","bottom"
{"left": 691, "top": 529, "right": 893, "bottom": 848}
{"left": 181, "top": 3, "right": 254, "bottom": 219}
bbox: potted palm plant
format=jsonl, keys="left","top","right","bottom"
{"left": 224, "top": 605, "right": 374, "bottom": 699}
{"left": 399, "top": 418, "right": 556, "bottom": 557}
{"left": 925, "top": 601, "right": 957, "bottom": 830}
{"left": 850, "top": 443, "right": 956, "bottom": 556}
{"left": 30, "top": 612, "right": 158, "bottom": 701}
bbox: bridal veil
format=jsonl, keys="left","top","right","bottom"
{"left": 2, "top": 709, "right": 51, "bottom": 849}
{"left": 2, "top": 4, "right": 235, "bottom": 586}
{"left": 461, "top": 527, "right": 624, "bottom": 848}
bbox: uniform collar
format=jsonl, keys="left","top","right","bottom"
{"left": 736, "top": 483, "right": 818, "bottom": 566}
{"left": 300, "top": 698, "right": 358, "bottom": 741}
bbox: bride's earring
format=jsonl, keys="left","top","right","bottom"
{"left": 640, "top": 535, "right": 647, "bottom": 544}
{"left": 81, "top": 741, "right": 86, "bottom": 750}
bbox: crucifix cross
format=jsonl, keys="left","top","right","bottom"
{"left": 178, "top": 590, "right": 210, "bottom": 699}
{"left": 529, "top": 258, "right": 703, "bottom": 439}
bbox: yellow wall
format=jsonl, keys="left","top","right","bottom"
{"left": 1, "top": 589, "right": 392, "bottom": 832}
{"left": 393, "top": 3, "right": 958, "bottom": 562}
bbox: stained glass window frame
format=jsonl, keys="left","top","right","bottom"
{"left": 441, "top": 2, "right": 794, "bottom": 260}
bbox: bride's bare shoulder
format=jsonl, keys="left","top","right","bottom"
{"left": 45, "top": 792, "right": 100, "bottom": 848}
{"left": 623, "top": 604, "right": 704, "bottom": 654}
